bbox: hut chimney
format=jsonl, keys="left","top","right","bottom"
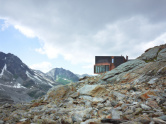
{"left": 126, "top": 55, "right": 128, "bottom": 61}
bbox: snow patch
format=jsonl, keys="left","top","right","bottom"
{"left": 0, "top": 64, "right": 7, "bottom": 78}
{"left": 0, "top": 83, "right": 26, "bottom": 89}
{"left": 41, "top": 77, "right": 54, "bottom": 86}
{"left": 26, "top": 70, "right": 37, "bottom": 83}
{"left": 34, "top": 75, "right": 42, "bottom": 82}
{"left": 13, "top": 83, "right": 26, "bottom": 88}
{"left": 26, "top": 71, "right": 33, "bottom": 79}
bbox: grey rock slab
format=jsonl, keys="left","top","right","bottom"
{"left": 138, "top": 46, "right": 160, "bottom": 61}
{"left": 71, "top": 107, "right": 93, "bottom": 123}
{"left": 132, "top": 102, "right": 138, "bottom": 105}
{"left": 93, "top": 97, "right": 104, "bottom": 102}
{"left": 153, "top": 117, "right": 166, "bottom": 124}
{"left": 141, "top": 104, "right": 151, "bottom": 110}
{"left": 121, "top": 121, "right": 142, "bottom": 124}
{"left": 158, "top": 115, "right": 166, "bottom": 121}
{"left": 110, "top": 100, "right": 118, "bottom": 107}
{"left": 102, "top": 59, "right": 146, "bottom": 80}
{"left": 149, "top": 121, "right": 155, "bottom": 124}
{"left": 96, "top": 79, "right": 107, "bottom": 84}
{"left": 80, "top": 119, "right": 100, "bottom": 124}
{"left": 72, "top": 115, "right": 83, "bottom": 123}
{"left": 97, "top": 103, "right": 104, "bottom": 108}
{"left": 110, "top": 109, "right": 122, "bottom": 119}
{"left": 70, "top": 92, "right": 80, "bottom": 98}
{"left": 19, "top": 118, "right": 28, "bottom": 122}
{"left": 157, "top": 65, "right": 166, "bottom": 75}
{"left": 124, "top": 109, "right": 134, "bottom": 114}
{"left": 77, "top": 85, "right": 98, "bottom": 95}
{"left": 112, "top": 91, "right": 126, "bottom": 101}
{"left": 0, "top": 120, "right": 4, "bottom": 124}
{"left": 134, "top": 108, "right": 143, "bottom": 115}
{"left": 85, "top": 101, "right": 91, "bottom": 107}
{"left": 79, "top": 95, "right": 104, "bottom": 103}
{"left": 148, "top": 78, "right": 158, "bottom": 84}
{"left": 79, "top": 95, "right": 93, "bottom": 101}
{"left": 104, "top": 100, "right": 112, "bottom": 107}
{"left": 157, "top": 48, "right": 166, "bottom": 61}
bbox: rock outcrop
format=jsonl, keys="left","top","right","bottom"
{"left": 0, "top": 44, "right": 166, "bottom": 124}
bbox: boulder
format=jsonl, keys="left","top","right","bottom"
{"left": 110, "top": 109, "right": 122, "bottom": 119}
{"left": 147, "top": 100, "right": 159, "bottom": 108}
{"left": 148, "top": 78, "right": 158, "bottom": 84}
{"left": 112, "top": 91, "right": 126, "bottom": 101}
{"left": 0, "top": 120, "right": 4, "bottom": 124}
{"left": 138, "top": 46, "right": 160, "bottom": 61}
{"left": 140, "top": 104, "right": 151, "bottom": 110}
{"left": 71, "top": 108, "right": 93, "bottom": 123}
{"left": 77, "top": 85, "right": 108, "bottom": 97}
{"left": 134, "top": 115, "right": 151, "bottom": 124}
{"left": 153, "top": 118, "right": 166, "bottom": 124}
{"left": 157, "top": 66, "right": 166, "bottom": 75}
{"left": 79, "top": 95, "right": 93, "bottom": 101}
{"left": 158, "top": 115, "right": 166, "bottom": 121}
{"left": 140, "top": 90, "right": 157, "bottom": 100}
{"left": 157, "top": 48, "right": 166, "bottom": 61}
{"left": 44, "top": 85, "right": 75, "bottom": 103}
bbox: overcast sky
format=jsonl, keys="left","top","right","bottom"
{"left": 0, "top": 0, "right": 166, "bottom": 74}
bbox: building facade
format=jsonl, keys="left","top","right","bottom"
{"left": 94, "top": 56, "right": 128, "bottom": 74}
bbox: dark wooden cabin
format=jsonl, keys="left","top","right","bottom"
{"left": 94, "top": 56, "right": 128, "bottom": 74}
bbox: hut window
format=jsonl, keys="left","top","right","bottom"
{"left": 95, "top": 65, "right": 109, "bottom": 73}
{"left": 112, "top": 58, "right": 114, "bottom": 63}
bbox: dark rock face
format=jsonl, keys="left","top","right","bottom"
{"left": 0, "top": 52, "right": 33, "bottom": 80}
{"left": 47, "top": 68, "right": 79, "bottom": 85}
{"left": 0, "top": 52, "right": 58, "bottom": 104}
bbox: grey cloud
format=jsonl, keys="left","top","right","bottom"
{"left": 0, "top": 0, "right": 166, "bottom": 65}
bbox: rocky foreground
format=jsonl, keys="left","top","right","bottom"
{"left": 0, "top": 44, "right": 166, "bottom": 124}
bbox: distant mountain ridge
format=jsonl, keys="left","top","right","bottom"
{"left": 0, "top": 52, "right": 59, "bottom": 104}
{"left": 47, "top": 68, "right": 79, "bottom": 85}
{"left": 0, "top": 51, "right": 92, "bottom": 104}
{"left": 76, "top": 73, "right": 92, "bottom": 78}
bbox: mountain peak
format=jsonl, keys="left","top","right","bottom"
{"left": 0, "top": 51, "right": 58, "bottom": 104}
{"left": 47, "top": 67, "right": 79, "bottom": 85}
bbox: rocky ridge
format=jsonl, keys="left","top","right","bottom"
{"left": 0, "top": 44, "right": 166, "bottom": 124}
{"left": 0, "top": 52, "right": 59, "bottom": 104}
